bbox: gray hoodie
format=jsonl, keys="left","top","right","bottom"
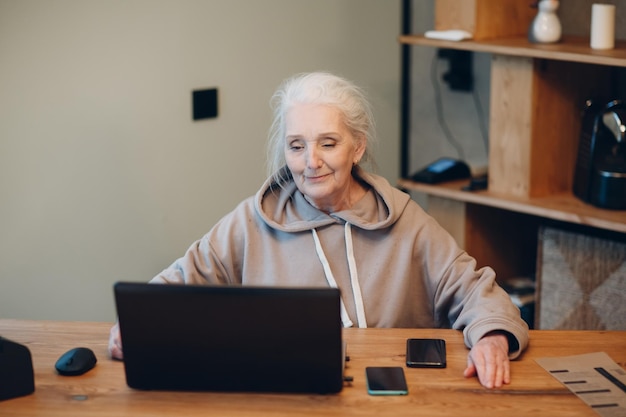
{"left": 151, "top": 167, "right": 529, "bottom": 357}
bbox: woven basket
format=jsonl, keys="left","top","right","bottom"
{"left": 536, "top": 226, "right": 626, "bottom": 330}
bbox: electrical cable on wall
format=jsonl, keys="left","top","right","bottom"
{"left": 430, "top": 53, "right": 466, "bottom": 161}
{"left": 472, "top": 88, "right": 489, "bottom": 155}
{"left": 431, "top": 51, "right": 491, "bottom": 162}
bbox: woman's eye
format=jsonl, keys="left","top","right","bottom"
{"left": 321, "top": 141, "right": 336, "bottom": 148}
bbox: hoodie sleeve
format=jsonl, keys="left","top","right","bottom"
{"left": 422, "top": 217, "right": 529, "bottom": 359}
{"left": 149, "top": 234, "right": 231, "bottom": 285}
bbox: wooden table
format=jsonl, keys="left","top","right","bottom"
{"left": 0, "top": 320, "right": 624, "bottom": 416}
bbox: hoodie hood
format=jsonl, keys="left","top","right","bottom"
{"left": 255, "top": 166, "right": 411, "bottom": 233}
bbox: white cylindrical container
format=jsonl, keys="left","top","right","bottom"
{"left": 590, "top": 3, "right": 616, "bottom": 50}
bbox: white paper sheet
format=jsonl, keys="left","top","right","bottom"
{"left": 536, "top": 352, "right": 626, "bottom": 417}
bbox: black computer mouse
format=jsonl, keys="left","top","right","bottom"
{"left": 55, "top": 347, "right": 97, "bottom": 376}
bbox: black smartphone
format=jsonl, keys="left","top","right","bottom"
{"left": 406, "top": 338, "right": 446, "bottom": 368}
{"left": 365, "top": 367, "right": 408, "bottom": 395}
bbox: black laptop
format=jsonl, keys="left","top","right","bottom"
{"left": 113, "top": 282, "right": 344, "bottom": 394}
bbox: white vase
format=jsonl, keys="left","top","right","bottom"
{"left": 528, "top": 0, "right": 562, "bottom": 43}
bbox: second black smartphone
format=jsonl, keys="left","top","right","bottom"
{"left": 365, "top": 367, "right": 408, "bottom": 395}
{"left": 406, "top": 338, "right": 446, "bottom": 368}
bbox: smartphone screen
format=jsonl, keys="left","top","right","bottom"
{"left": 406, "top": 338, "right": 446, "bottom": 368}
{"left": 365, "top": 367, "right": 408, "bottom": 395}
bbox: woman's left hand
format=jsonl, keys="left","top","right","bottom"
{"left": 463, "top": 331, "right": 510, "bottom": 389}
{"left": 108, "top": 321, "right": 124, "bottom": 360}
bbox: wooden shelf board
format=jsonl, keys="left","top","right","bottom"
{"left": 398, "top": 35, "right": 626, "bottom": 67}
{"left": 398, "top": 178, "right": 626, "bottom": 234}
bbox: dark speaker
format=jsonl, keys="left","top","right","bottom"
{"left": 0, "top": 337, "right": 35, "bottom": 401}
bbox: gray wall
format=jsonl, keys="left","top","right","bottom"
{"left": 0, "top": 0, "right": 401, "bottom": 321}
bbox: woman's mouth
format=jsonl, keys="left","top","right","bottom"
{"left": 305, "top": 173, "right": 330, "bottom": 182}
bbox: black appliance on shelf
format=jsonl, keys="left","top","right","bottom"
{"left": 573, "top": 99, "right": 626, "bottom": 210}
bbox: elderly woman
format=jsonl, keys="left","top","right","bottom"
{"left": 109, "top": 72, "right": 528, "bottom": 389}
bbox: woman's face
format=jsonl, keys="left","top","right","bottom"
{"left": 284, "top": 103, "right": 365, "bottom": 212}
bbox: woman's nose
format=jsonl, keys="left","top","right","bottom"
{"left": 306, "top": 149, "right": 322, "bottom": 169}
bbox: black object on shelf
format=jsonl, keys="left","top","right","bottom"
{"left": 573, "top": 99, "right": 626, "bottom": 210}
{"left": 411, "top": 157, "right": 471, "bottom": 184}
{"left": 462, "top": 174, "right": 488, "bottom": 191}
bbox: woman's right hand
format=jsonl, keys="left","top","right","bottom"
{"left": 108, "top": 321, "right": 124, "bottom": 360}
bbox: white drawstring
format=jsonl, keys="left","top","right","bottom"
{"left": 312, "top": 223, "right": 367, "bottom": 328}
{"left": 312, "top": 228, "right": 353, "bottom": 328}
{"left": 344, "top": 223, "right": 367, "bottom": 328}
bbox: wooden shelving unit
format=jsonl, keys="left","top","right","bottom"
{"left": 398, "top": 178, "right": 626, "bottom": 234}
{"left": 399, "top": 1, "right": 626, "bottom": 283}
{"left": 399, "top": 35, "right": 626, "bottom": 67}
